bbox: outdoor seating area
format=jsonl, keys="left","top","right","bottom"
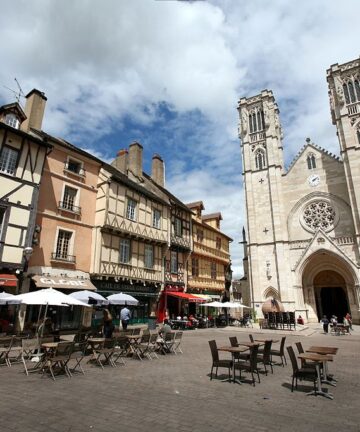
{"left": 208, "top": 333, "right": 339, "bottom": 400}
{"left": 0, "top": 327, "right": 184, "bottom": 381}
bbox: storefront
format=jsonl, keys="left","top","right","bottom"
{"left": 92, "top": 278, "right": 159, "bottom": 325}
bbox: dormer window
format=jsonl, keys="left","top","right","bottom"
{"left": 307, "top": 153, "right": 316, "bottom": 170}
{"left": 5, "top": 114, "right": 20, "bottom": 129}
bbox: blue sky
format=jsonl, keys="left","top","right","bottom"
{"left": 1, "top": 0, "right": 359, "bottom": 277}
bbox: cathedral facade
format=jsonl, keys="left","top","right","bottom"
{"left": 239, "top": 57, "right": 360, "bottom": 324}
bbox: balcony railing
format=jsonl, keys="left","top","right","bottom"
{"left": 51, "top": 253, "right": 76, "bottom": 263}
{"left": 170, "top": 234, "right": 191, "bottom": 250}
{"left": 58, "top": 201, "right": 81, "bottom": 214}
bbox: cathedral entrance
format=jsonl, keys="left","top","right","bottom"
{"left": 313, "top": 270, "right": 349, "bottom": 321}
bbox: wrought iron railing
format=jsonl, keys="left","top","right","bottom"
{"left": 58, "top": 201, "right": 81, "bottom": 214}
{"left": 51, "top": 252, "right": 76, "bottom": 263}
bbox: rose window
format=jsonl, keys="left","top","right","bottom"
{"left": 303, "top": 201, "right": 335, "bottom": 231}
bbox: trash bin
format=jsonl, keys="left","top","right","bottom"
{"left": 148, "top": 316, "right": 157, "bottom": 330}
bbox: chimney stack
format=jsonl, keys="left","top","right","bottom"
{"left": 21, "top": 89, "right": 47, "bottom": 132}
{"left": 151, "top": 154, "right": 165, "bottom": 187}
{"left": 112, "top": 149, "right": 128, "bottom": 173}
{"left": 128, "top": 142, "right": 143, "bottom": 178}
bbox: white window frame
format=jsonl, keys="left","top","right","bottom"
{"left": 60, "top": 183, "right": 80, "bottom": 213}
{"left": 152, "top": 209, "right": 161, "bottom": 229}
{"left": 65, "top": 155, "right": 85, "bottom": 176}
{"left": 144, "top": 244, "right": 154, "bottom": 268}
{"left": 53, "top": 227, "right": 75, "bottom": 261}
{"left": 5, "top": 114, "right": 20, "bottom": 129}
{"left": 119, "top": 238, "right": 131, "bottom": 264}
{"left": 126, "top": 198, "right": 137, "bottom": 221}
{"left": 0, "top": 145, "right": 19, "bottom": 176}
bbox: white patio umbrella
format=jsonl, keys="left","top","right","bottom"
{"left": 69, "top": 290, "right": 109, "bottom": 305}
{"left": 14, "top": 288, "right": 91, "bottom": 337}
{"left": 222, "top": 301, "right": 251, "bottom": 309}
{"left": 107, "top": 293, "right": 139, "bottom": 306}
{"left": 200, "top": 301, "right": 225, "bottom": 308}
{"left": 0, "top": 291, "right": 21, "bottom": 305}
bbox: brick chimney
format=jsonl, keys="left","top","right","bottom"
{"left": 111, "top": 149, "right": 128, "bottom": 173}
{"left": 128, "top": 142, "right": 143, "bottom": 178}
{"left": 151, "top": 154, "right": 165, "bottom": 187}
{"left": 20, "top": 89, "right": 47, "bottom": 132}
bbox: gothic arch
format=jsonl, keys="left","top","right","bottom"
{"left": 263, "top": 286, "right": 280, "bottom": 300}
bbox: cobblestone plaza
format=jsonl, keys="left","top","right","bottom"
{"left": 1, "top": 326, "right": 359, "bottom": 432}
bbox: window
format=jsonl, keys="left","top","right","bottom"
{"left": 307, "top": 153, "right": 316, "bottom": 170}
{"left": 144, "top": 244, "right": 154, "bottom": 268}
{"left": 249, "top": 109, "right": 265, "bottom": 133}
{"left": 343, "top": 79, "right": 360, "bottom": 105}
{"left": 216, "top": 237, "right": 221, "bottom": 250}
{"left": 211, "top": 262, "right": 217, "bottom": 280}
{"left": 173, "top": 217, "right": 182, "bottom": 237}
{"left": 119, "top": 239, "right": 131, "bottom": 264}
{"left": 170, "top": 251, "right": 178, "bottom": 273}
{"left": 152, "top": 209, "right": 161, "bottom": 229}
{"left": 126, "top": 198, "right": 137, "bottom": 221}
{"left": 255, "top": 149, "right": 266, "bottom": 170}
{"left": 192, "top": 258, "right": 199, "bottom": 277}
{"left": 5, "top": 114, "right": 20, "bottom": 129}
{"left": 55, "top": 230, "right": 72, "bottom": 260}
{"left": 65, "top": 158, "right": 84, "bottom": 176}
{"left": 357, "top": 129, "right": 360, "bottom": 145}
{"left": 62, "top": 185, "right": 78, "bottom": 212}
{"left": 197, "top": 229, "right": 204, "bottom": 242}
{"left": 0, "top": 146, "right": 19, "bottom": 176}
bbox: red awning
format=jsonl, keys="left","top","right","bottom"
{"left": 166, "top": 291, "right": 206, "bottom": 303}
{"left": 0, "top": 274, "right": 17, "bottom": 288}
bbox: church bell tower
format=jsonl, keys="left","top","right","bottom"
{"left": 238, "top": 90, "right": 287, "bottom": 308}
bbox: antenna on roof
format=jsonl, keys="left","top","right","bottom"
{"left": 2, "top": 78, "right": 25, "bottom": 105}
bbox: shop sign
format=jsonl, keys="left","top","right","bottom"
{"left": 93, "top": 280, "right": 157, "bottom": 294}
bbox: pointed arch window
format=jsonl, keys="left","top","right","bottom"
{"left": 255, "top": 148, "right": 266, "bottom": 170}
{"left": 343, "top": 83, "right": 350, "bottom": 104}
{"left": 357, "top": 128, "right": 360, "bottom": 145}
{"left": 307, "top": 153, "right": 316, "bottom": 170}
{"left": 348, "top": 81, "right": 356, "bottom": 103}
{"left": 249, "top": 109, "right": 264, "bottom": 133}
{"left": 355, "top": 80, "right": 360, "bottom": 101}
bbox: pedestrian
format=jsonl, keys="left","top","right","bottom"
{"left": 120, "top": 304, "right": 131, "bottom": 330}
{"left": 321, "top": 315, "right": 329, "bottom": 334}
{"left": 103, "top": 309, "right": 114, "bottom": 338}
{"left": 345, "top": 312, "right": 353, "bottom": 330}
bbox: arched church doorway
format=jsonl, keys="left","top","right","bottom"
{"left": 314, "top": 270, "right": 349, "bottom": 321}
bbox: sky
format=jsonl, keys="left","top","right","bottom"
{"left": 0, "top": 0, "right": 359, "bottom": 277}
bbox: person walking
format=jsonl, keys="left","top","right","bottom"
{"left": 345, "top": 312, "right": 353, "bottom": 330}
{"left": 103, "top": 309, "right": 114, "bottom": 338}
{"left": 120, "top": 304, "right": 131, "bottom": 330}
{"left": 321, "top": 315, "right": 329, "bottom": 334}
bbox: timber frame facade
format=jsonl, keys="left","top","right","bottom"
{"left": 0, "top": 97, "right": 51, "bottom": 292}
{"left": 186, "top": 201, "right": 232, "bottom": 299}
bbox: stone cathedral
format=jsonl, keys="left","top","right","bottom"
{"left": 238, "top": 57, "right": 360, "bottom": 324}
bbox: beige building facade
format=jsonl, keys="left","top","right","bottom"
{"left": 0, "top": 90, "right": 51, "bottom": 293}
{"left": 186, "top": 201, "right": 232, "bottom": 300}
{"left": 239, "top": 58, "right": 360, "bottom": 323}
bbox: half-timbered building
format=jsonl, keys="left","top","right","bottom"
{"left": 186, "top": 201, "right": 232, "bottom": 305}
{"left": 0, "top": 90, "right": 51, "bottom": 294}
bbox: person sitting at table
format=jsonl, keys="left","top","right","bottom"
{"left": 159, "top": 319, "right": 172, "bottom": 337}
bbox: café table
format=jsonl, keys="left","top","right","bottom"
{"left": 218, "top": 345, "right": 250, "bottom": 384}
{"left": 254, "top": 338, "right": 280, "bottom": 344}
{"left": 298, "top": 352, "right": 334, "bottom": 399}
{"left": 306, "top": 346, "right": 338, "bottom": 384}
{"left": 236, "top": 341, "right": 264, "bottom": 348}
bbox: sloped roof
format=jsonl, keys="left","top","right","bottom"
{"left": 0, "top": 102, "right": 27, "bottom": 121}
{"left": 202, "top": 212, "right": 223, "bottom": 221}
{"left": 286, "top": 142, "right": 341, "bottom": 175}
{"left": 186, "top": 201, "right": 204, "bottom": 210}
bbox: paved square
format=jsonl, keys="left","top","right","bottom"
{"left": 1, "top": 326, "right": 359, "bottom": 432}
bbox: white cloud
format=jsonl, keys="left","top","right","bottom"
{"left": 1, "top": 0, "right": 359, "bottom": 277}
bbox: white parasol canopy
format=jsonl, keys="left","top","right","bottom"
{"left": 222, "top": 301, "right": 251, "bottom": 309}
{"left": 200, "top": 301, "right": 225, "bottom": 308}
{"left": 0, "top": 291, "right": 21, "bottom": 305}
{"left": 107, "top": 293, "right": 139, "bottom": 306}
{"left": 14, "top": 288, "right": 91, "bottom": 307}
{"left": 69, "top": 290, "right": 109, "bottom": 305}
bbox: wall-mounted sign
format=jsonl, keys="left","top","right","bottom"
{"left": 33, "top": 275, "right": 96, "bottom": 290}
